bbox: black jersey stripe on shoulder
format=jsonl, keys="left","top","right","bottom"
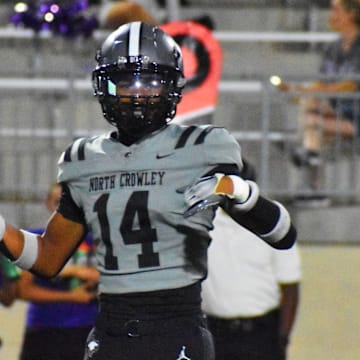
{"left": 175, "top": 125, "right": 197, "bottom": 149}
{"left": 63, "top": 143, "right": 73, "bottom": 162}
{"left": 194, "top": 126, "right": 220, "bottom": 145}
{"left": 77, "top": 138, "right": 87, "bottom": 161}
{"left": 63, "top": 138, "right": 88, "bottom": 162}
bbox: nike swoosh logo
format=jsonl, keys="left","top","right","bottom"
{"left": 156, "top": 153, "right": 174, "bottom": 159}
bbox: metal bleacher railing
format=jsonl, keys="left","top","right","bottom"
{"left": 227, "top": 82, "right": 360, "bottom": 203}
{"left": 0, "top": 27, "right": 359, "bottom": 226}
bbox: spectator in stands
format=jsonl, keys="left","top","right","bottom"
{"left": 99, "top": 0, "right": 160, "bottom": 29}
{"left": 202, "top": 161, "right": 301, "bottom": 360}
{"left": 279, "top": 0, "right": 360, "bottom": 188}
{"left": 18, "top": 183, "right": 99, "bottom": 360}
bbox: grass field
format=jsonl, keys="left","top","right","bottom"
{"left": 1, "top": 244, "right": 359, "bottom": 359}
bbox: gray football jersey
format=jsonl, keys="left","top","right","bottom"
{"left": 57, "top": 124, "right": 242, "bottom": 294}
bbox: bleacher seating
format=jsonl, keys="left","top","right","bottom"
{"left": 0, "top": 2, "right": 360, "bottom": 241}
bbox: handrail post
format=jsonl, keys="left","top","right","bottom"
{"left": 259, "top": 80, "right": 271, "bottom": 195}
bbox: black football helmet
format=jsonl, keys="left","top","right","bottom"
{"left": 92, "top": 22, "right": 185, "bottom": 142}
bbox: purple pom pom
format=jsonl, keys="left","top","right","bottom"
{"left": 10, "top": 1, "right": 99, "bottom": 38}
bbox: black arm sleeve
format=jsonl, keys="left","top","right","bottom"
{"left": 203, "top": 163, "right": 241, "bottom": 177}
{"left": 203, "top": 163, "right": 297, "bottom": 249}
{"left": 224, "top": 196, "right": 297, "bottom": 250}
{"left": 58, "top": 182, "right": 87, "bottom": 227}
{"left": 203, "top": 161, "right": 255, "bottom": 180}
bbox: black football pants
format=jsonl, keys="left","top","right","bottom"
{"left": 83, "top": 315, "right": 214, "bottom": 360}
{"left": 207, "top": 309, "right": 285, "bottom": 360}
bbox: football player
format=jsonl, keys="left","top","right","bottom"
{"left": 0, "top": 22, "right": 296, "bottom": 360}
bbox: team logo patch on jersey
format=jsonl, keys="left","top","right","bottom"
{"left": 176, "top": 346, "right": 191, "bottom": 360}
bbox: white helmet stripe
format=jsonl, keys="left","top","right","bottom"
{"left": 128, "top": 22, "right": 141, "bottom": 57}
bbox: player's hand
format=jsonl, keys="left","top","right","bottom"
{"left": 184, "top": 173, "right": 250, "bottom": 218}
{"left": 69, "top": 284, "right": 97, "bottom": 303}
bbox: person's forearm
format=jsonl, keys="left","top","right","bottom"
{"left": 60, "top": 264, "right": 80, "bottom": 278}
{"left": 18, "top": 285, "right": 78, "bottom": 303}
{"left": 0, "top": 213, "right": 85, "bottom": 278}
{"left": 279, "top": 283, "right": 300, "bottom": 338}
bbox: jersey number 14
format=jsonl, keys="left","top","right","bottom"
{"left": 94, "top": 191, "right": 160, "bottom": 270}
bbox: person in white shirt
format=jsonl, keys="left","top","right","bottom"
{"left": 202, "top": 162, "right": 301, "bottom": 360}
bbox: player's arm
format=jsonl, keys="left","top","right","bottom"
{"left": 0, "top": 212, "right": 85, "bottom": 278}
{"left": 224, "top": 190, "right": 296, "bottom": 249}
{"left": 278, "top": 282, "right": 300, "bottom": 353}
{"left": 0, "top": 183, "right": 87, "bottom": 278}
{"left": 184, "top": 172, "right": 296, "bottom": 249}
